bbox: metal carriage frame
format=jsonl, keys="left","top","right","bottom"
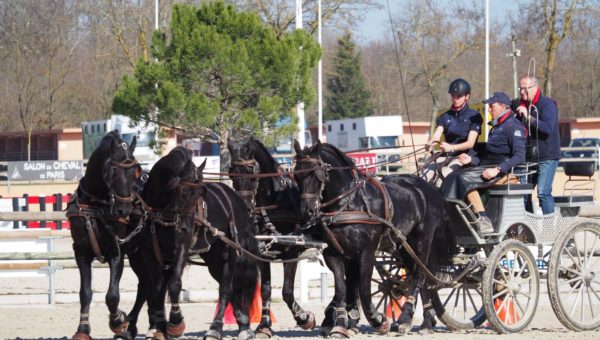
{"left": 425, "top": 161, "right": 600, "bottom": 333}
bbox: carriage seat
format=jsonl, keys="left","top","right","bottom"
{"left": 488, "top": 183, "right": 534, "bottom": 196}
{"left": 554, "top": 161, "right": 596, "bottom": 208}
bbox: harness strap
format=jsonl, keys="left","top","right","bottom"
{"left": 85, "top": 216, "right": 105, "bottom": 263}
{"left": 369, "top": 177, "right": 394, "bottom": 222}
{"left": 151, "top": 223, "right": 164, "bottom": 268}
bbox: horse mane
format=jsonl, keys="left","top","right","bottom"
{"left": 320, "top": 143, "right": 356, "bottom": 169}
{"left": 80, "top": 130, "right": 126, "bottom": 195}
{"left": 250, "top": 138, "right": 278, "bottom": 172}
{"left": 142, "top": 146, "right": 193, "bottom": 207}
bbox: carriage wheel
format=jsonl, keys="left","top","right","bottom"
{"left": 547, "top": 221, "right": 600, "bottom": 331}
{"left": 482, "top": 239, "right": 539, "bottom": 333}
{"left": 371, "top": 251, "right": 411, "bottom": 330}
{"left": 430, "top": 276, "right": 486, "bottom": 330}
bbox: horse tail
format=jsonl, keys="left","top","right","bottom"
{"left": 230, "top": 196, "right": 260, "bottom": 315}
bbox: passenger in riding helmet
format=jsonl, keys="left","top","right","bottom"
{"left": 420, "top": 78, "right": 483, "bottom": 187}
{"left": 441, "top": 92, "right": 526, "bottom": 235}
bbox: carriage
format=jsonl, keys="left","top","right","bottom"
{"left": 372, "top": 159, "right": 600, "bottom": 333}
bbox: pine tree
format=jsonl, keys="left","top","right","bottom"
{"left": 325, "top": 32, "right": 373, "bottom": 120}
{"left": 112, "top": 1, "right": 321, "bottom": 148}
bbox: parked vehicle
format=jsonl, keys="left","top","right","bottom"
{"left": 325, "top": 116, "right": 403, "bottom": 171}
{"left": 560, "top": 137, "right": 600, "bottom": 169}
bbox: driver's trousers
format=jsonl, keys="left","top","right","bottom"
{"left": 467, "top": 174, "right": 519, "bottom": 213}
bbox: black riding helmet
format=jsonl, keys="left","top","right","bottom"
{"left": 448, "top": 78, "right": 471, "bottom": 96}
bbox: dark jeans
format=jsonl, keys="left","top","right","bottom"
{"left": 525, "top": 159, "right": 559, "bottom": 214}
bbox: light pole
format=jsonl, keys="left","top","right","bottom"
{"left": 317, "top": 0, "right": 323, "bottom": 142}
{"left": 484, "top": 0, "right": 490, "bottom": 140}
{"left": 296, "top": 0, "right": 306, "bottom": 148}
{"left": 506, "top": 34, "right": 521, "bottom": 98}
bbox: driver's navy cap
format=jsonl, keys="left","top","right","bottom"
{"left": 482, "top": 92, "right": 511, "bottom": 106}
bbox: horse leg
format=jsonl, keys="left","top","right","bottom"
{"left": 325, "top": 255, "right": 350, "bottom": 338}
{"left": 255, "top": 262, "right": 273, "bottom": 337}
{"left": 106, "top": 255, "right": 131, "bottom": 339}
{"left": 396, "top": 285, "right": 419, "bottom": 335}
{"left": 166, "top": 238, "right": 191, "bottom": 339}
{"left": 72, "top": 252, "right": 94, "bottom": 340}
{"left": 357, "top": 253, "right": 390, "bottom": 335}
{"left": 417, "top": 288, "right": 437, "bottom": 335}
{"left": 345, "top": 261, "right": 361, "bottom": 334}
{"left": 282, "top": 261, "right": 315, "bottom": 331}
{"left": 206, "top": 264, "right": 233, "bottom": 340}
{"left": 126, "top": 249, "right": 152, "bottom": 339}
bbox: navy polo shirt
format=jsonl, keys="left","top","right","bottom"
{"left": 436, "top": 104, "right": 483, "bottom": 145}
{"left": 472, "top": 111, "right": 527, "bottom": 173}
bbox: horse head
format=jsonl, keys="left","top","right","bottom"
{"left": 293, "top": 139, "right": 331, "bottom": 223}
{"left": 171, "top": 158, "right": 205, "bottom": 213}
{"left": 84, "top": 130, "right": 141, "bottom": 218}
{"left": 228, "top": 138, "right": 260, "bottom": 209}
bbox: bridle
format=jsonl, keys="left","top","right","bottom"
{"left": 103, "top": 150, "right": 141, "bottom": 211}
{"left": 230, "top": 158, "right": 260, "bottom": 208}
{"left": 295, "top": 155, "right": 331, "bottom": 221}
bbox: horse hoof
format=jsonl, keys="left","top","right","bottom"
{"left": 329, "top": 326, "right": 350, "bottom": 338}
{"left": 238, "top": 329, "right": 255, "bottom": 340}
{"left": 167, "top": 320, "right": 186, "bottom": 338}
{"left": 298, "top": 311, "right": 316, "bottom": 330}
{"left": 255, "top": 326, "right": 273, "bottom": 338}
{"left": 319, "top": 326, "right": 332, "bottom": 337}
{"left": 397, "top": 323, "right": 411, "bottom": 336}
{"left": 109, "top": 314, "right": 130, "bottom": 336}
{"left": 144, "top": 328, "right": 157, "bottom": 340}
{"left": 204, "top": 329, "right": 223, "bottom": 340}
{"left": 417, "top": 327, "right": 434, "bottom": 335}
{"left": 72, "top": 332, "right": 91, "bottom": 340}
{"left": 152, "top": 330, "right": 167, "bottom": 340}
{"left": 113, "top": 331, "right": 133, "bottom": 340}
{"left": 375, "top": 318, "right": 390, "bottom": 335}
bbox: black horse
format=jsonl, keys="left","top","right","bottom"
{"left": 227, "top": 137, "right": 316, "bottom": 337}
{"left": 293, "top": 140, "right": 452, "bottom": 336}
{"left": 67, "top": 130, "right": 142, "bottom": 340}
{"left": 133, "top": 146, "right": 258, "bottom": 340}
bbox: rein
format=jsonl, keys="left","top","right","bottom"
{"left": 298, "top": 151, "right": 475, "bottom": 286}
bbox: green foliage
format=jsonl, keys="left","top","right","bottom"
{"left": 325, "top": 32, "right": 373, "bottom": 120}
{"left": 112, "top": 1, "right": 321, "bottom": 147}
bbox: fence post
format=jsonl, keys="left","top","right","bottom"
{"left": 39, "top": 194, "right": 46, "bottom": 229}
{"left": 54, "top": 194, "right": 63, "bottom": 230}
{"left": 11, "top": 197, "right": 19, "bottom": 229}
{"left": 22, "top": 194, "right": 29, "bottom": 228}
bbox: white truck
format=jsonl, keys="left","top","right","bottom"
{"left": 325, "top": 116, "right": 403, "bottom": 152}
{"left": 82, "top": 115, "right": 159, "bottom": 170}
{"left": 325, "top": 116, "right": 403, "bottom": 172}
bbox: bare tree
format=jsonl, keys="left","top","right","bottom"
{"left": 395, "top": 0, "right": 483, "bottom": 133}
{"left": 231, "top": 0, "right": 380, "bottom": 37}
{"left": 540, "top": 0, "right": 581, "bottom": 97}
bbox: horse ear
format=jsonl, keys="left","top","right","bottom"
{"left": 313, "top": 139, "right": 321, "bottom": 154}
{"left": 293, "top": 139, "right": 303, "bottom": 155}
{"left": 129, "top": 135, "right": 137, "bottom": 154}
{"left": 197, "top": 158, "right": 207, "bottom": 173}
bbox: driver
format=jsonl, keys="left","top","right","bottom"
{"left": 441, "top": 92, "right": 526, "bottom": 234}
{"left": 421, "top": 78, "right": 483, "bottom": 186}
